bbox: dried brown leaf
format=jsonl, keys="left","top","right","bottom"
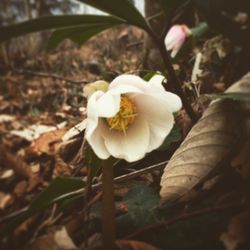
{"left": 0, "top": 192, "right": 12, "bottom": 209}
{"left": 116, "top": 240, "right": 160, "bottom": 250}
{"left": 0, "top": 144, "right": 31, "bottom": 178}
{"left": 231, "top": 139, "right": 250, "bottom": 178}
{"left": 160, "top": 73, "right": 250, "bottom": 202}
{"left": 28, "top": 128, "right": 67, "bottom": 155}
{"left": 220, "top": 211, "right": 250, "bottom": 250}
{"left": 25, "top": 227, "right": 77, "bottom": 250}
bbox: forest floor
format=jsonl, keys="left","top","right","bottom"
{"left": 0, "top": 25, "right": 250, "bottom": 250}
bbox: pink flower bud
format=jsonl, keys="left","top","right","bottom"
{"left": 164, "top": 24, "right": 191, "bottom": 58}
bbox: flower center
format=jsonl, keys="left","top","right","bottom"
{"left": 106, "top": 96, "right": 137, "bottom": 133}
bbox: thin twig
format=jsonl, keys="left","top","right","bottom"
{"left": 10, "top": 67, "right": 88, "bottom": 84}
{"left": 49, "top": 161, "right": 168, "bottom": 202}
{"left": 126, "top": 41, "right": 143, "bottom": 49}
{"left": 146, "top": 11, "right": 165, "bottom": 23}
{"left": 124, "top": 202, "right": 249, "bottom": 239}
{"left": 114, "top": 160, "right": 168, "bottom": 183}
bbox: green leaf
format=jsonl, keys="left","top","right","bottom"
{"left": 124, "top": 186, "right": 159, "bottom": 226}
{"left": 160, "top": 0, "right": 190, "bottom": 20}
{"left": 29, "top": 177, "right": 84, "bottom": 213}
{"left": 89, "top": 186, "right": 160, "bottom": 236}
{"left": 47, "top": 23, "right": 116, "bottom": 50}
{"left": 191, "top": 22, "right": 209, "bottom": 38}
{"left": 0, "top": 15, "right": 125, "bottom": 43}
{"left": 158, "top": 125, "right": 182, "bottom": 151}
{"left": 207, "top": 92, "right": 250, "bottom": 102}
{"left": 146, "top": 212, "right": 231, "bottom": 249}
{"left": 143, "top": 71, "right": 160, "bottom": 81}
{"left": 4, "top": 177, "right": 85, "bottom": 233}
{"left": 76, "top": 0, "right": 148, "bottom": 29}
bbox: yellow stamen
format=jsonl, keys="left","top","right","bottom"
{"left": 106, "top": 96, "right": 137, "bottom": 134}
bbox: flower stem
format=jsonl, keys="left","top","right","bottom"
{"left": 147, "top": 30, "right": 199, "bottom": 123}
{"left": 101, "top": 158, "right": 116, "bottom": 249}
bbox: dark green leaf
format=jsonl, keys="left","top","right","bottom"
{"left": 28, "top": 177, "right": 84, "bottom": 213}
{"left": 58, "top": 193, "right": 83, "bottom": 210}
{"left": 141, "top": 199, "right": 239, "bottom": 250}
{"left": 124, "top": 186, "right": 159, "bottom": 226}
{"left": 0, "top": 15, "right": 125, "bottom": 43}
{"left": 115, "top": 186, "right": 160, "bottom": 236}
{"left": 47, "top": 23, "right": 116, "bottom": 50}
{"left": 76, "top": 0, "right": 148, "bottom": 29}
{"left": 146, "top": 213, "right": 231, "bottom": 250}
{"left": 84, "top": 142, "right": 103, "bottom": 180}
{"left": 143, "top": 71, "right": 159, "bottom": 81}
{"left": 207, "top": 92, "right": 250, "bottom": 102}
{"left": 4, "top": 177, "right": 85, "bottom": 233}
{"left": 158, "top": 125, "right": 182, "bottom": 151}
{"left": 160, "top": 0, "right": 190, "bottom": 20}
{"left": 191, "top": 22, "right": 209, "bottom": 38}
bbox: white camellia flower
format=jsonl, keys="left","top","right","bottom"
{"left": 80, "top": 74, "right": 182, "bottom": 162}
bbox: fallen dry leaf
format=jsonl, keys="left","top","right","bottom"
{"left": 0, "top": 114, "right": 15, "bottom": 123}
{"left": 231, "top": 139, "right": 250, "bottom": 178}
{"left": 160, "top": 72, "right": 250, "bottom": 202}
{"left": 14, "top": 180, "right": 28, "bottom": 198}
{"left": 54, "top": 227, "right": 77, "bottom": 250}
{"left": 0, "top": 192, "right": 12, "bottom": 209}
{"left": 25, "top": 226, "right": 77, "bottom": 250}
{"left": 116, "top": 240, "right": 160, "bottom": 250}
{"left": 220, "top": 211, "right": 250, "bottom": 250}
{"left": 10, "top": 122, "right": 66, "bottom": 141}
{"left": 0, "top": 144, "right": 31, "bottom": 178}
{"left": 28, "top": 128, "right": 67, "bottom": 155}
{"left": 0, "top": 169, "right": 14, "bottom": 179}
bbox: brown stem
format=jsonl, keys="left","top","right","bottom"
{"left": 102, "top": 159, "right": 116, "bottom": 249}
{"left": 147, "top": 29, "right": 198, "bottom": 122}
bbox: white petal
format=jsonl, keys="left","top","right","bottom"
{"left": 164, "top": 25, "right": 181, "bottom": 49}
{"left": 109, "top": 83, "right": 142, "bottom": 95}
{"left": 112, "top": 74, "right": 181, "bottom": 113}
{"left": 170, "top": 48, "right": 179, "bottom": 58}
{"left": 86, "top": 120, "right": 110, "bottom": 159}
{"left": 133, "top": 94, "right": 175, "bottom": 152}
{"left": 109, "top": 74, "right": 148, "bottom": 93}
{"left": 93, "top": 83, "right": 143, "bottom": 118}
{"left": 144, "top": 89, "right": 182, "bottom": 113}
{"left": 165, "top": 25, "right": 187, "bottom": 57}
{"left": 171, "top": 39, "right": 185, "bottom": 58}
{"left": 164, "top": 91, "right": 182, "bottom": 113}
{"left": 101, "top": 116, "right": 150, "bottom": 162}
{"left": 85, "top": 91, "right": 110, "bottom": 159}
{"left": 165, "top": 36, "right": 176, "bottom": 51}
{"left": 95, "top": 91, "right": 121, "bottom": 118}
{"left": 148, "top": 74, "right": 166, "bottom": 91}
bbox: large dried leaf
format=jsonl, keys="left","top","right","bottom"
{"left": 220, "top": 211, "right": 250, "bottom": 250}
{"left": 25, "top": 227, "right": 77, "bottom": 250}
{"left": 160, "top": 73, "right": 250, "bottom": 202}
{"left": 116, "top": 240, "right": 160, "bottom": 250}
